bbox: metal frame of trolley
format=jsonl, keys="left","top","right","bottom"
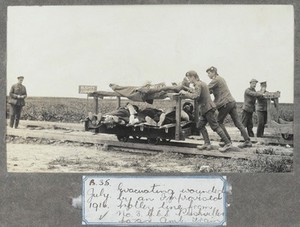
{"left": 85, "top": 90, "right": 293, "bottom": 145}
{"left": 85, "top": 91, "right": 200, "bottom": 144}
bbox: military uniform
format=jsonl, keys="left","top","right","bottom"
{"left": 182, "top": 72, "right": 231, "bottom": 147}
{"left": 241, "top": 79, "right": 262, "bottom": 137}
{"left": 9, "top": 78, "right": 27, "bottom": 128}
{"left": 208, "top": 73, "right": 250, "bottom": 143}
{"left": 256, "top": 82, "right": 268, "bottom": 137}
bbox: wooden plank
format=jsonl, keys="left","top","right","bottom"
{"left": 175, "top": 95, "right": 182, "bottom": 140}
{"left": 166, "top": 93, "right": 180, "bottom": 100}
{"left": 11, "top": 120, "right": 84, "bottom": 131}
{"left": 116, "top": 96, "right": 121, "bottom": 108}
{"left": 12, "top": 120, "right": 293, "bottom": 146}
{"left": 107, "top": 141, "right": 252, "bottom": 159}
{"left": 6, "top": 128, "right": 253, "bottom": 159}
{"left": 94, "top": 97, "right": 99, "bottom": 114}
{"left": 263, "top": 91, "right": 280, "bottom": 99}
{"left": 88, "top": 91, "right": 120, "bottom": 97}
{"left": 194, "top": 99, "right": 199, "bottom": 127}
{"left": 267, "top": 99, "right": 272, "bottom": 127}
{"left": 89, "top": 91, "right": 181, "bottom": 100}
{"left": 190, "top": 133, "right": 293, "bottom": 146}
{"left": 273, "top": 98, "right": 279, "bottom": 122}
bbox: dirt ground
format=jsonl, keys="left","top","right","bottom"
{"left": 6, "top": 124, "right": 293, "bottom": 173}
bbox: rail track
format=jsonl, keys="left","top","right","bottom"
{"left": 6, "top": 120, "right": 293, "bottom": 160}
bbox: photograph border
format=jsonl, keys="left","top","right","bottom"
{"left": 1, "top": 1, "right": 299, "bottom": 226}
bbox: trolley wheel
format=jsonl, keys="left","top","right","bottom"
{"left": 161, "top": 138, "right": 171, "bottom": 143}
{"left": 281, "top": 133, "right": 293, "bottom": 141}
{"left": 133, "top": 136, "right": 141, "bottom": 141}
{"left": 117, "top": 135, "right": 129, "bottom": 142}
{"left": 147, "top": 138, "right": 160, "bottom": 145}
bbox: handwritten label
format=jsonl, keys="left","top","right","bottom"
{"left": 82, "top": 176, "right": 227, "bottom": 226}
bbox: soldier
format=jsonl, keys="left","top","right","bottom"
{"left": 206, "top": 66, "right": 252, "bottom": 148}
{"left": 9, "top": 76, "right": 27, "bottom": 128}
{"left": 241, "top": 79, "right": 263, "bottom": 137}
{"left": 256, "top": 81, "right": 268, "bottom": 137}
{"left": 179, "top": 70, "right": 232, "bottom": 152}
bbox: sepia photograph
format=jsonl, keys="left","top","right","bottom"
{"left": 2, "top": 2, "right": 300, "bottom": 227}
{"left": 6, "top": 5, "right": 294, "bottom": 174}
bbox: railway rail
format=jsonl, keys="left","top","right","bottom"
{"left": 6, "top": 120, "right": 293, "bottom": 160}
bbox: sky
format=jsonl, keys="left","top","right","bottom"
{"left": 7, "top": 5, "right": 294, "bottom": 103}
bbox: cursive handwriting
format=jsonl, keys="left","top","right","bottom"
{"left": 83, "top": 177, "right": 227, "bottom": 225}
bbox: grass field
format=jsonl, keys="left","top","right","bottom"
{"left": 6, "top": 96, "right": 294, "bottom": 125}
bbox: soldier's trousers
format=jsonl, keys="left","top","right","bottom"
{"left": 257, "top": 111, "right": 267, "bottom": 137}
{"left": 241, "top": 110, "right": 254, "bottom": 137}
{"left": 9, "top": 104, "right": 23, "bottom": 128}
{"left": 217, "top": 101, "right": 250, "bottom": 142}
{"left": 197, "top": 109, "right": 231, "bottom": 145}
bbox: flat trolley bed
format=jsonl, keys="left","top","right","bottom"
{"left": 85, "top": 120, "right": 195, "bottom": 144}
{"left": 84, "top": 91, "right": 199, "bottom": 144}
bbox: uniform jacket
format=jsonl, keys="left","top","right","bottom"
{"left": 256, "top": 91, "right": 268, "bottom": 112}
{"left": 208, "top": 75, "right": 235, "bottom": 109}
{"left": 183, "top": 80, "right": 216, "bottom": 115}
{"left": 9, "top": 83, "right": 27, "bottom": 106}
{"left": 242, "top": 87, "right": 262, "bottom": 113}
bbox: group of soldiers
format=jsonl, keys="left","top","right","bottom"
{"left": 8, "top": 67, "right": 271, "bottom": 153}
{"left": 180, "top": 66, "right": 270, "bottom": 152}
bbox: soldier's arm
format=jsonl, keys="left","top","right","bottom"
{"left": 208, "top": 79, "right": 218, "bottom": 94}
{"left": 179, "top": 83, "right": 201, "bottom": 99}
{"left": 9, "top": 85, "right": 18, "bottom": 98}
{"left": 245, "top": 88, "right": 263, "bottom": 97}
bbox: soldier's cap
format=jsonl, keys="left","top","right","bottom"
{"left": 185, "top": 70, "right": 198, "bottom": 77}
{"left": 250, "top": 79, "right": 258, "bottom": 83}
{"left": 17, "top": 76, "right": 24, "bottom": 79}
{"left": 260, "top": 81, "right": 267, "bottom": 86}
{"left": 206, "top": 66, "right": 217, "bottom": 73}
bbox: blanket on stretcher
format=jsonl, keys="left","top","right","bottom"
{"left": 109, "top": 83, "right": 181, "bottom": 104}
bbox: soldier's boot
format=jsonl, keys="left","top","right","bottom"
{"left": 215, "top": 128, "right": 232, "bottom": 152}
{"left": 238, "top": 140, "right": 252, "bottom": 148}
{"left": 126, "top": 103, "right": 137, "bottom": 115}
{"left": 14, "top": 119, "right": 19, "bottom": 129}
{"left": 96, "top": 113, "right": 103, "bottom": 125}
{"left": 197, "top": 128, "right": 212, "bottom": 150}
{"left": 219, "top": 123, "right": 232, "bottom": 142}
{"left": 219, "top": 141, "right": 225, "bottom": 147}
{"left": 248, "top": 129, "right": 254, "bottom": 137}
{"left": 158, "top": 113, "right": 166, "bottom": 127}
{"left": 145, "top": 116, "right": 157, "bottom": 126}
{"left": 9, "top": 116, "right": 14, "bottom": 128}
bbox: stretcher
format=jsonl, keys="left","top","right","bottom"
{"left": 84, "top": 90, "right": 199, "bottom": 144}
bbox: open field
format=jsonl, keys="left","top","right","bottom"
{"left": 6, "top": 96, "right": 294, "bottom": 124}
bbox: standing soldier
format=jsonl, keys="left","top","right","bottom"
{"left": 256, "top": 81, "right": 268, "bottom": 137}
{"left": 9, "top": 76, "right": 27, "bottom": 128}
{"left": 241, "top": 79, "right": 263, "bottom": 137}
{"left": 206, "top": 66, "right": 252, "bottom": 148}
{"left": 179, "top": 70, "right": 232, "bottom": 152}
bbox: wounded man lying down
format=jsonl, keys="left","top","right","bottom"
{"left": 87, "top": 102, "right": 194, "bottom": 128}
{"left": 109, "top": 78, "right": 192, "bottom": 104}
